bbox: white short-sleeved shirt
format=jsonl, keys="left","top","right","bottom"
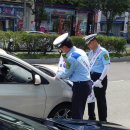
{"left": 88, "top": 45, "right": 110, "bottom": 73}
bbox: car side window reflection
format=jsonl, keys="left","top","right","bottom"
{"left": 0, "top": 58, "right": 33, "bottom": 84}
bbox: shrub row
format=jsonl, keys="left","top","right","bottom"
{"left": 0, "top": 31, "right": 127, "bottom": 54}
{"left": 71, "top": 35, "right": 127, "bottom": 54}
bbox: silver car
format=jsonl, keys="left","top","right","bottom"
{"left": 0, "top": 49, "right": 72, "bottom": 119}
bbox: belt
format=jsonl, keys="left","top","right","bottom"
{"left": 91, "top": 71, "right": 101, "bottom": 74}
{"left": 73, "top": 81, "right": 88, "bottom": 84}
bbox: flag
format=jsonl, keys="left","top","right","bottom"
{"left": 57, "top": 54, "right": 73, "bottom": 86}
{"left": 57, "top": 54, "right": 66, "bottom": 72}
{"left": 87, "top": 87, "right": 96, "bottom": 103}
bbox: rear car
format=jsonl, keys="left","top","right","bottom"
{"left": 0, "top": 108, "right": 129, "bottom": 130}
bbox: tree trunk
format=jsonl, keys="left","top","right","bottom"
{"left": 106, "top": 19, "right": 113, "bottom": 35}
{"left": 34, "top": 0, "right": 45, "bottom": 31}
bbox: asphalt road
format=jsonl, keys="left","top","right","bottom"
{"left": 84, "top": 62, "right": 130, "bottom": 128}
{"left": 44, "top": 62, "right": 130, "bottom": 128}
{"left": 105, "top": 62, "right": 130, "bottom": 128}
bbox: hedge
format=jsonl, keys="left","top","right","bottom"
{"left": 0, "top": 31, "right": 127, "bottom": 54}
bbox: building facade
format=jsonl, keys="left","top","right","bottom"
{"left": 0, "top": 0, "right": 32, "bottom": 31}
{"left": 34, "top": 4, "right": 95, "bottom": 35}
{"left": 0, "top": 1, "right": 96, "bottom": 35}
{"left": 97, "top": 11, "right": 129, "bottom": 37}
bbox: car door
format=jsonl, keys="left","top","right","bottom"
{"left": 0, "top": 57, "right": 47, "bottom": 118}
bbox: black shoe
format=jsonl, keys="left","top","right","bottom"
{"left": 88, "top": 118, "right": 96, "bottom": 121}
{"left": 100, "top": 121, "right": 107, "bottom": 124}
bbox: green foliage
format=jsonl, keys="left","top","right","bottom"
{"left": 71, "top": 35, "right": 127, "bottom": 54}
{"left": 96, "top": 36, "right": 127, "bottom": 54}
{"left": 16, "top": 53, "right": 62, "bottom": 59}
{"left": 0, "top": 31, "right": 58, "bottom": 54}
{"left": 128, "top": 20, "right": 130, "bottom": 34}
{"left": 0, "top": 31, "right": 127, "bottom": 55}
{"left": 71, "top": 36, "right": 85, "bottom": 50}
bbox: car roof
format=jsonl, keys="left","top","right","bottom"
{"left": 0, "top": 50, "right": 53, "bottom": 80}
{"left": 25, "top": 31, "right": 45, "bottom": 34}
{"left": 0, "top": 48, "right": 7, "bottom": 54}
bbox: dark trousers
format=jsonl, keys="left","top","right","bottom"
{"left": 72, "top": 80, "right": 92, "bottom": 119}
{"left": 88, "top": 72, "right": 107, "bottom": 121}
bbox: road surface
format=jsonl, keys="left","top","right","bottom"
{"left": 44, "top": 62, "right": 130, "bottom": 128}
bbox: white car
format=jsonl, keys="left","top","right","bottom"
{"left": 0, "top": 49, "right": 72, "bottom": 119}
{"left": 25, "top": 31, "right": 45, "bottom": 34}
{"left": 25, "top": 31, "right": 54, "bottom": 52}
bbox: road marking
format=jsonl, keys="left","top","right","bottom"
{"left": 111, "top": 80, "right": 125, "bottom": 83}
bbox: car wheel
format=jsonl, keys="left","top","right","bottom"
{"left": 48, "top": 104, "right": 72, "bottom": 119}
{"left": 8, "top": 44, "right": 15, "bottom": 52}
{"left": 46, "top": 43, "right": 53, "bottom": 52}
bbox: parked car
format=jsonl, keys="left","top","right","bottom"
{"left": 0, "top": 108, "right": 129, "bottom": 130}
{"left": 25, "top": 31, "right": 45, "bottom": 34}
{"left": 0, "top": 49, "right": 72, "bottom": 119}
{"left": 7, "top": 31, "right": 53, "bottom": 53}
{"left": 26, "top": 31, "right": 54, "bottom": 52}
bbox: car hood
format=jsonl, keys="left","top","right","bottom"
{"left": 43, "top": 118, "right": 130, "bottom": 130}
{"left": 0, "top": 108, "right": 129, "bottom": 130}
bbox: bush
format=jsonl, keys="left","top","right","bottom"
{"left": 71, "top": 36, "right": 86, "bottom": 50}
{"left": 0, "top": 31, "right": 127, "bottom": 54}
{"left": 96, "top": 36, "right": 127, "bottom": 54}
{"left": 0, "top": 31, "right": 58, "bottom": 54}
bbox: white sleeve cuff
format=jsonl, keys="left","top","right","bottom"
{"left": 99, "top": 64, "right": 110, "bottom": 80}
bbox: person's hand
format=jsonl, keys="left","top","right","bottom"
{"left": 55, "top": 70, "right": 63, "bottom": 80}
{"left": 93, "top": 79, "right": 103, "bottom": 88}
{"left": 55, "top": 76, "right": 60, "bottom": 80}
{"left": 55, "top": 72, "right": 60, "bottom": 80}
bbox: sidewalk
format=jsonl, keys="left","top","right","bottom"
{"left": 24, "top": 56, "right": 130, "bottom": 64}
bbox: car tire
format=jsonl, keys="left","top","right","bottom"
{"left": 46, "top": 43, "right": 53, "bottom": 52}
{"left": 48, "top": 103, "right": 72, "bottom": 119}
{"left": 8, "top": 43, "right": 15, "bottom": 52}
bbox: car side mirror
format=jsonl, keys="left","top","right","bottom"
{"left": 34, "top": 74, "right": 41, "bottom": 85}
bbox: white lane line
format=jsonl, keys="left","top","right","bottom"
{"left": 111, "top": 80, "right": 125, "bottom": 83}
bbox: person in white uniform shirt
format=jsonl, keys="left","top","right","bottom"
{"left": 53, "top": 33, "right": 93, "bottom": 119}
{"left": 84, "top": 34, "right": 110, "bottom": 122}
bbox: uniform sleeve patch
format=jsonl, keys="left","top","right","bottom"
{"left": 71, "top": 52, "right": 81, "bottom": 59}
{"left": 66, "top": 61, "right": 71, "bottom": 69}
{"left": 104, "top": 54, "right": 109, "bottom": 61}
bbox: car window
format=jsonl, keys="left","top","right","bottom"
{"left": 33, "top": 65, "right": 55, "bottom": 77}
{"left": 0, "top": 58, "right": 33, "bottom": 84}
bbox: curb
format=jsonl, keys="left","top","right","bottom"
{"left": 24, "top": 58, "right": 59, "bottom": 64}
{"left": 24, "top": 56, "right": 130, "bottom": 64}
{"left": 110, "top": 56, "right": 130, "bottom": 62}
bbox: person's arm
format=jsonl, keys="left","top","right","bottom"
{"left": 94, "top": 51, "right": 110, "bottom": 88}
{"left": 56, "top": 57, "right": 77, "bottom": 79}
{"left": 94, "top": 64, "right": 110, "bottom": 88}
{"left": 99, "top": 64, "right": 110, "bottom": 81}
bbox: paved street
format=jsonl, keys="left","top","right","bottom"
{"left": 44, "top": 62, "right": 130, "bottom": 128}
{"left": 105, "top": 62, "right": 130, "bottom": 128}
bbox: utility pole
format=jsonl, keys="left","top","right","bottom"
{"left": 23, "top": 0, "right": 27, "bottom": 31}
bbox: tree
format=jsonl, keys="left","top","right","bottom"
{"left": 32, "top": 0, "right": 45, "bottom": 31}
{"left": 100, "top": 0, "right": 130, "bottom": 35}
{"left": 82, "top": 0, "right": 130, "bottom": 35}
{"left": 33, "top": 0, "right": 85, "bottom": 31}
{"left": 33, "top": 0, "right": 130, "bottom": 33}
